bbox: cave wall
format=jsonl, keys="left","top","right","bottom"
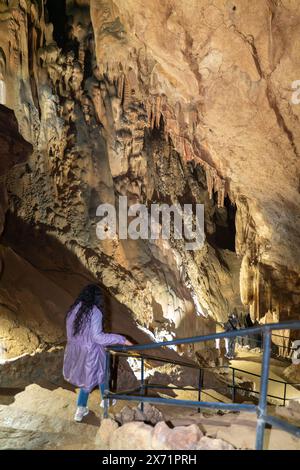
{"left": 89, "top": 0, "right": 300, "bottom": 320}
{"left": 0, "top": 0, "right": 299, "bottom": 359}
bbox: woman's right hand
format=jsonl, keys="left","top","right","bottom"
{"left": 124, "top": 339, "right": 133, "bottom": 346}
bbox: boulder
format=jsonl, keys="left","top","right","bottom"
{"left": 109, "top": 421, "right": 153, "bottom": 450}
{"left": 196, "top": 436, "right": 234, "bottom": 450}
{"left": 152, "top": 421, "right": 203, "bottom": 450}
{"left": 95, "top": 418, "right": 119, "bottom": 446}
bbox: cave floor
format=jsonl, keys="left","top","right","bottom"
{"left": 0, "top": 371, "right": 299, "bottom": 450}
{"left": 0, "top": 346, "right": 298, "bottom": 450}
{"left": 229, "top": 347, "right": 300, "bottom": 404}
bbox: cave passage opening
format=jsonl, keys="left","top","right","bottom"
{"left": 211, "top": 195, "right": 237, "bottom": 252}
{"left": 46, "top": 0, "right": 68, "bottom": 49}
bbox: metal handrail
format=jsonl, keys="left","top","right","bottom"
{"left": 110, "top": 353, "right": 300, "bottom": 406}
{"left": 109, "top": 321, "right": 300, "bottom": 351}
{"left": 110, "top": 348, "right": 300, "bottom": 387}
{"left": 103, "top": 321, "right": 300, "bottom": 450}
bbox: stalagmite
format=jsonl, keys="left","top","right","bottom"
{"left": 240, "top": 254, "right": 254, "bottom": 307}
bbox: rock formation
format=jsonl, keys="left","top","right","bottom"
{"left": 0, "top": 0, "right": 299, "bottom": 373}
{"left": 97, "top": 416, "right": 236, "bottom": 450}
{"left": 0, "top": 104, "right": 32, "bottom": 235}
{"left": 1, "top": 383, "right": 298, "bottom": 450}
{"left": 0, "top": 104, "right": 33, "bottom": 361}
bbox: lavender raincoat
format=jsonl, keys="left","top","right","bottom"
{"left": 63, "top": 303, "right": 126, "bottom": 392}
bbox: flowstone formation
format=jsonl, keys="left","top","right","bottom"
{"left": 0, "top": 104, "right": 32, "bottom": 235}
{"left": 0, "top": 0, "right": 299, "bottom": 364}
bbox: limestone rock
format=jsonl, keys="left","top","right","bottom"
{"left": 0, "top": 384, "right": 100, "bottom": 450}
{"left": 283, "top": 364, "right": 300, "bottom": 384}
{"left": 275, "top": 399, "right": 300, "bottom": 426}
{"left": 0, "top": 4, "right": 299, "bottom": 449}
{"left": 116, "top": 405, "right": 135, "bottom": 424}
{"left": 0, "top": 348, "right": 64, "bottom": 389}
{"left": 0, "top": 105, "right": 32, "bottom": 177}
{"left": 95, "top": 419, "right": 119, "bottom": 446}
{"left": 152, "top": 422, "right": 203, "bottom": 450}
{"left": 196, "top": 436, "right": 235, "bottom": 450}
{"left": 108, "top": 420, "right": 203, "bottom": 450}
{"left": 141, "top": 403, "right": 164, "bottom": 425}
{"left": 0, "top": 105, "right": 32, "bottom": 235}
{"left": 0, "top": 0, "right": 251, "bottom": 362}
{"left": 115, "top": 403, "right": 164, "bottom": 425}
{"left": 217, "top": 423, "right": 256, "bottom": 449}
{"left": 109, "top": 421, "right": 153, "bottom": 450}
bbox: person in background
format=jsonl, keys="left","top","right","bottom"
{"left": 224, "top": 310, "right": 239, "bottom": 359}
{"left": 63, "top": 284, "right": 133, "bottom": 422}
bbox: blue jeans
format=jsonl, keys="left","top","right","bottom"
{"left": 77, "top": 383, "right": 106, "bottom": 407}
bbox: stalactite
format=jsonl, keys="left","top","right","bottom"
{"left": 256, "top": 265, "right": 261, "bottom": 320}
{"left": 78, "top": 42, "right": 85, "bottom": 66}
{"left": 251, "top": 264, "right": 260, "bottom": 321}
{"left": 150, "top": 105, "right": 155, "bottom": 129}
{"left": 0, "top": 79, "right": 5, "bottom": 105}
{"left": 117, "top": 73, "right": 125, "bottom": 100}
{"left": 122, "top": 75, "right": 131, "bottom": 110}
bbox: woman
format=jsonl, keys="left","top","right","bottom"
{"left": 63, "top": 284, "right": 132, "bottom": 422}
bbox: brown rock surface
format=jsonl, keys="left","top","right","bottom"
{"left": 0, "top": 0, "right": 298, "bottom": 344}
{"left": 0, "top": 0, "right": 251, "bottom": 359}
{"left": 0, "top": 104, "right": 32, "bottom": 235}
{"left": 109, "top": 421, "right": 153, "bottom": 450}
{"left": 283, "top": 364, "right": 300, "bottom": 383}
{"left": 0, "top": 0, "right": 299, "bottom": 450}
{"left": 196, "top": 436, "right": 234, "bottom": 450}
{"left": 0, "top": 105, "right": 32, "bottom": 177}
{"left": 95, "top": 418, "right": 119, "bottom": 446}
{"left": 152, "top": 421, "right": 202, "bottom": 450}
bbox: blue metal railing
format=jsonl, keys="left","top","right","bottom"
{"left": 103, "top": 320, "right": 300, "bottom": 450}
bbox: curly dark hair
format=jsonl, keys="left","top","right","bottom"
{"left": 66, "top": 284, "right": 104, "bottom": 336}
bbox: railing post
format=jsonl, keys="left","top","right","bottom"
{"left": 197, "top": 368, "right": 203, "bottom": 413}
{"left": 140, "top": 356, "right": 145, "bottom": 412}
{"left": 283, "top": 382, "right": 287, "bottom": 407}
{"left": 255, "top": 328, "right": 271, "bottom": 450}
{"left": 232, "top": 368, "right": 235, "bottom": 403}
{"left": 104, "top": 349, "right": 111, "bottom": 419}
